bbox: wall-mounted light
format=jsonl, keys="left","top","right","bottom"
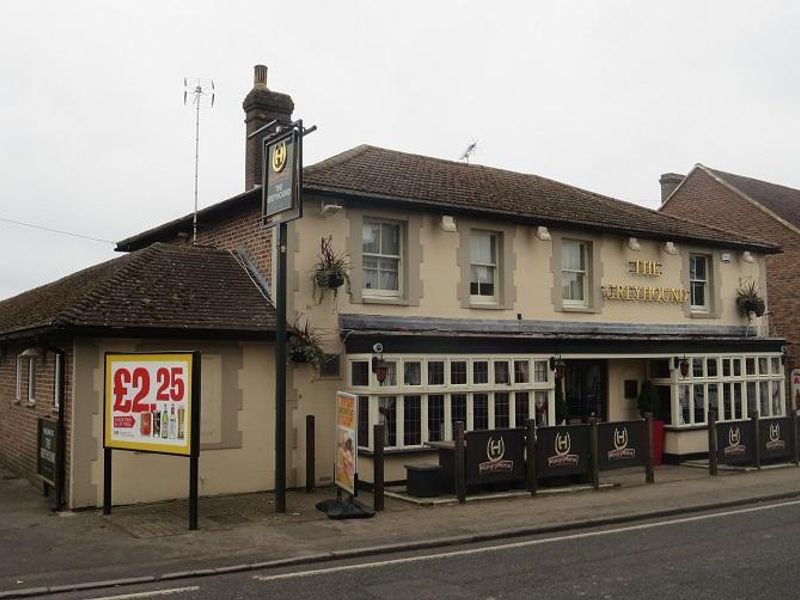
{"left": 741, "top": 251, "right": 756, "bottom": 264}
{"left": 674, "top": 355, "right": 689, "bottom": 378}
{"left": 628, "top": 237, "right": 641, "bottom": 251}
{"left": 662, "top": 241, "right": 679, "bottom": 255}
{"left": 536, "top": 226, "right": 551, "bottom": 241}
{"left": 440, "top": 215, "right": 457, "bottom": 232}
{"left": 320, "top": 201, "right": 344, "bottom": 217}
{"left": 371, "top": 342, "right": 387, "bottom": 384}
{"left": 720, "top": 252, "right": 733, "bottom": 263}
{"left": 549, "top": 355, "right": 566, "bottom": 380}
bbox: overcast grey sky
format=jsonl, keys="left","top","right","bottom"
{"left": 1, "top": 1, "right": 799, "bottom": 300}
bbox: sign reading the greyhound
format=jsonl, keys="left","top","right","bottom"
{"left": 759, "top": 417, "right": 793, "bottom": 460}
{"left": 103, "top": 353, "right": 195, "bottom": 456}
{"left": 465, "top": 429, "right": 525, "bottom": 486}
{"left": 334, "top": 392, "right": 358, "bottom": 495}
{"left": 537, "top": 425, "right": 590, "bottom": 477}
{"left": 598, "top": 421, "right": 645, "bottom": 470}
{"left": 716, "top": 421, "right": 753, "bottom": 464}
{"left": 262, "top": 129, "right": 300, "bottom": 225}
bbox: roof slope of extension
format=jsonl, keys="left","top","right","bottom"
{"left": 116, "top": 145, "right": 779, "bottom": 253}
{"left": 702, "top": 166, "right": 800, "bottom": 232}
{"left": 0, "top": 243, "right": 276, "bottom": 340}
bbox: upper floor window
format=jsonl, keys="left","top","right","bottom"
{"left": 689, "top": 254, "right": 709, "bottom": 311}
{"left": 362, "top": 221, "right": 401, "bottom": 296}
{"left": 562, "top": 240, "right": 589, "bottom": 307}
{"left": 470, "top": 231, "right": 497, "bottom": 302}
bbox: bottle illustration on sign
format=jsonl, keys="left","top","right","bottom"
{"left": 161, "top": 404, "right": 169, "bottom": 439}
{"left": 178, "top": 407, "right": 185, "bottom": 439}
{"left": 169, "top": 405, "right": 177, "bottom": 439}
{"left": 153, "top": 406, "right": 161, "bottom": 437}
{"left": 140, "top": 412, "right": 151, "bottom": 437}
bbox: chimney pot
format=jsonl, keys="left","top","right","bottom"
{"left": 254, "top": 64, "right": 268, "bottom": 89}
{"left": 659, "top": 172, "right": 684, "bottom": 204}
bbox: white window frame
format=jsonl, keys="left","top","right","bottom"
{"left": 689, "top": 253, "right": 710, "bottom": 312}
{"left": 54, "top": 353, "right": 63, "bottom": 409}
{"left": 15, "top": 357, "right": 22, "bottom": 402}
{"left": 27, "top": 358, "right": 36, "bottom": 404}
{"left": 469, "top": 230, "right": 499, "bottom": 304}
{"left": 562, "top": 240, "right": 589, "bottom": 308}
{"left": 362, "top": 220, "right": 402, "bottom": 298}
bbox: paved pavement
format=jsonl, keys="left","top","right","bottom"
{"left": 1, "top": 463, "right": 800, "bottom": 597}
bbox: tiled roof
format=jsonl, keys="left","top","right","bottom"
{"left": 304, "top": 145, "right": 778, "bottom": 252}
{"left": 707, "top": 167, "right": 800, "bottom": 231}
{"left": 0, "top": 243, "right": 275, "bottom": 339}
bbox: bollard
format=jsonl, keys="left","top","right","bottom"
{"left": 708, "top": 407, "right": 718, "bottom": 476}
{"left": 589, "top": 417, "right": 600, "bottom": 491}
{"left": 454, "top": 421, "right": 466, "bottom": 504}
{"left": 525, "top": 419, "right": 537, "bottom": 495}
{"left": 644, "top": 412, "right": 655, "bottom": 484}
{"left": 373, "top": 423, "right": 385, "bottom": 511}
{"left": 306, "top": 415, "right": 315, "bottom": 493}
{"left": 751, "top": 410, "right": 761, "bottom": 470}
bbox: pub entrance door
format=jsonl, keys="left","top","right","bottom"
{"left": 564, "top": 360, "right": 607, "bottom": 423}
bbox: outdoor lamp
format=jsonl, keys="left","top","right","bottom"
{"left": 674, "top": 356, "right": 689, "bottom": 378}
{"left": 371, "top": 342, "right": 387, "bottom": 384}
{"left": 550, "top": 355, "right": 566, "bottom": 380}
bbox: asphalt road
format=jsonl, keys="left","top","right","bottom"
{"left": 49, "top": 499, "right": 800, "bottom": 599}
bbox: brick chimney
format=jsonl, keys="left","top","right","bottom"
{"left": 659, "top": 173, "right": 684, "bottom": 204}
{"left": 243, "top": 65, "right": 295, "bottom": 190}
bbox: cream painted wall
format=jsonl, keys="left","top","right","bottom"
{"left": 664, "top": 429, "right": 708, "bottom": 456}
{"left": 289, "top": 196, "right": 766, "bottom": 329}
{"left": 607, "top": 359, "right": 647, "bottom": 422}
{"left": 357, "top": 452, "right": 440, "bottom": 485}
{"left": 70, "top": 338, "right": 274, "bottom": 508}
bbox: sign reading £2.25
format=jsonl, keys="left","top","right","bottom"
{"left": 104, "top": 353, "right": 195, "bottom": 456}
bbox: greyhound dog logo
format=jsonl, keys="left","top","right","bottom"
{"left": 608, "top": 426, "right": 636, "bottom": 461}
{"left": 548, "top": 430, "right": 579, "bottom": 467}
{"left": 723, "top": 424, "right": 746, "bottom": 457}
{"left": 766, "top": 421, "right": 786, "bottom": 451}
{"left": 486, "top": 436, "right": 506, "bottom": 462}
{"left": 478, "top": 434, "right": 513, "bottom": 475}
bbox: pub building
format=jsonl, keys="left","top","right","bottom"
{"left": 0, "top": 65, "right": 787, "bottom": 508}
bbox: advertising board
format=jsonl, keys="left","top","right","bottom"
{"left": 262, "top": 129, "right": 300, "bottom": 226}
{"left": 716, "top": 420, "right": 754, "bottom": 465}
{"left": 465, "top": 428, "right": 525, "bottom": 486}
{"left": 792, "top": 369, "right": 800, "bottom": 412}
{"left": 104, "top": 353, "right": 195, "bottom": 456}
{"left": 759, "top": 417, "right": 794, "bottom": 461}
{"left": 335, "top": 392, "right": 358, "bottom": 495}
{"left": 37, "top": 418, "right": 58, "bottom": 485}
{"left": 536, "top": 424, "right": 591, "bottom": 477}
{"left": 597, "top": 421, "right": 645, "bottom": 471}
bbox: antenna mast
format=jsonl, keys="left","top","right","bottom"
{"left": 184, "top": 77, "right": 215, "bottom": 244}
{"left": 459, "top": 139, "right": 478, "bottom": 164}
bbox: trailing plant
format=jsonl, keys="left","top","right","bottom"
{"left": 311, "top": 236, "right": 351, "bottom": 303}
{"left": 554, "top": 377, "right": 568, "bottom": 425}
{"left": 288, "top": 318, "right": 327, "bottom": 366}
{"left": 637, "top": 380, "right": 659, "bottom": 419}
{"left": 736, "top": 280, "right": 766, "bottom": 318}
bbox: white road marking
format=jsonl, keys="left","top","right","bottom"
{"left": 85, "top": 586, "right": 200, "bottom": 600}
{"left": 254, "top": 499, "right": 800, "bottom": 582}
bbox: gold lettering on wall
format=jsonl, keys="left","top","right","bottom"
{"left": 628, "top": 260, "right": 663, "bottom": 277}
{"left": 601, "top": 285, "right": 688, "bottom": 304}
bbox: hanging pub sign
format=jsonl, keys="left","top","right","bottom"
{"left": 262, "top": 128, "right": 301, "bottom": 227}
{"left": 335, "top": 392, "right": 358, "bottom": 496}
{"left": 465, "top": 428, "right": 525, "bottom": 486}
{"left": 537, "top": 424, "right": 591, "bottom": 477}
{"left": 759, "top": 417, "right": 794, "bottom": 461}
{"left": 104, "top": 353, "right": 197, "bottom": 456}
{"left": 597, "top": 421, "right": 645, "bottom": 471}
{"left": 716, "top": 420, "right": 754, "bottom": 465}
{"left": 37, "top": 418, "right": 58, "bottom": 486}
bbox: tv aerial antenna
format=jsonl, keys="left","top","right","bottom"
{"left": 184, "top": 77, "right": 215, "bottom": 244}
{"left": 459, "top": 139, "right": 478, "bottom": 164}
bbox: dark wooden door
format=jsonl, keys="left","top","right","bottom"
{"left": 565, "top": 360, "right": 607, "bottom": 422}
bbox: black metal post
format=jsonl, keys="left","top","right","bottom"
{"left": 55, "top": 348, "right": 66, "bottom": 510}
{"left": 794, "top": 410, "right": 800, "bottom": 467}
{"left": 645, "top": 412, "right": 655, "bottom": 484}
{"left": 373, "top": 423, "right": 385, "bottom": 511}
{"left": 306, "top": 415, "right": 315, "bottom": 493}
{"left": 752, "top": 410, "right": 761, "bottom": 470}
{"left": 525, "top": 419, "right": 537, "bottom": 495}
{"left": 590, "top": 417, "right": 600, "bottom": 490}
{"left": 708, "top": 407, "right": 718, "bottom": 476}
{"left": 102, "top": 447, "right": 112, "bottom": 515}
{"left": 454, "top": 421, "right": 466, "bottom": 504}
{"left": 189, "top": 351, "right": 202, "bottom": 530}
{"left": 275, "top": 220, "right": 288, "bottom": 513}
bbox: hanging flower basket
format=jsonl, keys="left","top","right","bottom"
{"left": 311, "top": 236, "right": 351, "bottom": 303}
{"left": 288, "top": 318, "right": 326, "bottom": 366}
{"left": 736, "top": 281, "right": 766, "bottom": 318}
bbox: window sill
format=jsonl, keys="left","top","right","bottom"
{"left": 358, "top": 446, "right": 438, "bottom": 457}
{"left": 559, "top": 305, "right": 597, "bottom": 314}
{"left": 361, "top": 295, "right": 409, "bottom": 306}
{"left": 689, "top": 310, "right": 717, "bottom": 319}
{"left": 468, "top": 302, "right": 508, "bottom": 310}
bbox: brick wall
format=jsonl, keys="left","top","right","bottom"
{"left": 0, "top": 343, "right": 73, "bottom": 496}
{"left": 662, "top": 169, "right": 800, "bottom": 377}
